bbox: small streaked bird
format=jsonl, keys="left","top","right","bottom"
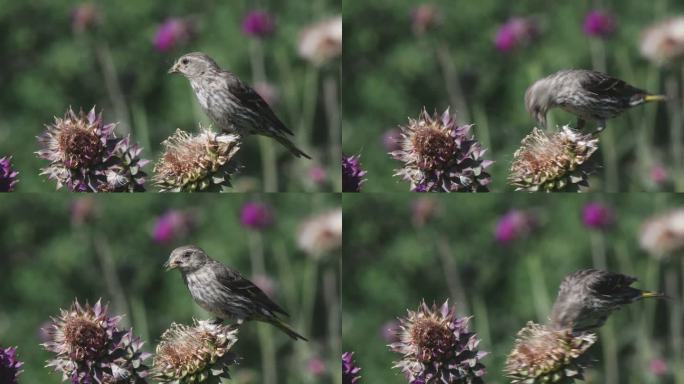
{"left": 164, "top": 245, "right": 307, "bottom": 341}
{"left": 168, "top": 52, "right": 311, "bottom": 159}
{"left": 525, "top": 69, "right": 666, "bottom": 132}
{"left": 549, "top": 268, "right": 665, "bottom": 332}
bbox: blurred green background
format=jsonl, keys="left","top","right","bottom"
{"left": 0, "top": 194, "right": 340, "bottom": 383}
{"left": 0, "top": 0, "right": 340, "bottom": 192}
{"left": 343, "top": 193, "right": 684, "bottom": 383}
{"left": 343, "top": 0, "right": 684, "bottom": 192}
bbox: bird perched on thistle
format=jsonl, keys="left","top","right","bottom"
{"left": 525, "top": 69, "right": 666, "bottom": 132}
{"left": 168, "top": 52, "right": 311, "bottom": 159}
{"left": 549, "top": 268, "right": 665, "bottom": 332}
{"left": 164, "top": 244, "right": 307, "bottom": 341}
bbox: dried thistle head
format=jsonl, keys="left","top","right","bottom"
{"left": 36, "top": 107, "right": 148, "bottom": 192}
{"left": 390, "top": 300, "right": 487, "bottom": 384}
{"left": 153, "top": 127, "right": 241, "bottom": 192}
{"left": 392, "top": 108, "right": 493, "bottom": 192}
{"left": 153, "top": 320, "right": 239, "bottom": 383}
{"left": 42, "top": 299, "right": 150, "bottom": 383}
{"left": 509, "top": 126, "right": 598, "bottom": 192}
{"left": 505, "top": 322, "right": 596, "bottom": 383}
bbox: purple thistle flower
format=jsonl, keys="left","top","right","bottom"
{"left": 495, "top": 210, "right": 537, "bottom": 244}
{"left": 343, "top": 155, "right": 367, "bottom": 192}
{"left": 494, "top": 18, "right": 538, "bottom": 53}
{"left": 392, "top": 108, "right": 493, "bottom": 192}
{"left": 0, "top": 156, "right": 19, "bottom": 192}
{"left": 390, "top": 300, "right": 487, "bottom": 383}
{"left": 583, "top": 10, "right": 617, "bottom": 38}
{"left": 242, "top": 10, "right": 276, "bottom": 38}
{"left": 42, "top": 299, "right": 150, "bottom": 383}
{"left": 0, "top": 346, "right": 23, "bottom": 384}
{"left": 342, "top": 352, "right": 361, "bottom": 384}
{"left": 240, "top": 202, "right": 274, "bottom": 230}
{"left": 582, "top": 202, "right": 614, "bottom": 230}
{"left": 37, "top": 107, "right": 148, "bottom": 192}
{"left": 153, "top": 210, "right": 194, "bottom": 244}
{"left": 154, "top": 18, "right": 193, "bottom": 53}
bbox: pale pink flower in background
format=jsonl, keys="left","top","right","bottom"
{"left": 298, "top": 16, "right": 342, "bottom": 66}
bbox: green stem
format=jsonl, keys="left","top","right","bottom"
{"left": 92, "top": 233, "right": 130, "bottom": 327}
{"left": 526, "top": 254, "right": 551, "bottom": 322}
{"left": 323, "top": 72, "right": 341, "bottom": 166}
{"left": 300, "top": 68, "right": 320, "bottom": 149}
{"left": 589, "top": 231, "right": 607, "bottom": 270}
{"left": 323, "top": 265, "right": 341, "bottom": 381}
{"left": 435, "top": 235, "right": 470, "bottom": 317}
{"left": 666, "top": 265, "right": 683, "bottom": 362}
{"left": 247, "top": 230, "right": 276, "bottom": 384}
{"left": 472, "top": 103, "right": 492, "bottom": 158}
{"left": 94, "top": 42, "right": 131, "bottom": 135}
{"left": 600, "top": 323, "right": 619, "bottom": 384}
{"left": 434, "top": 43, "right": 469, "bottom": 122}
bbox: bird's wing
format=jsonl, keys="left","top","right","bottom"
{"left": 222, "top": 72, "right": 295, "bottom": 136}
{"left": 213, "top": 263, "right": 290, "bottom": 317}
{"left": 580, "top": 70, "right": 647, "bottom": 99}
{"left": 591, "top": 270, "right": 637, "bottom": 295}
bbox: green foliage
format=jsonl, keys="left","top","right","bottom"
{"left": 343, "top": 0, "right": 684, "bottom": 192}
{"left": 343, "top": 193, "right": 684, "bottom": 383}
{"left": 0, "top": 194, "right": 340, "bottom": 383}
{"left": 0, "top": 0, "right": 340, "bottom": 192}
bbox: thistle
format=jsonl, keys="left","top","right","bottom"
{"left": 0, "top": 156, "right": 19, "bottom": 192}
{"left": 0, "top": 346, "right": 23, "bottom": 384}
{"left": 342, "top": 154, "right": 367, "bottom": 192}
{"left": 342, "top": 352, "right": 361, "bottom": 384}
{"left": 392, "top": 108, "right": 493, "bottom": 192}
{"left": 42, "top": 299, "right": 151, "bottom": 383}
{"left": 152, "top": 320, "right": 239, "bottom": 384}
{"left": 505, "top": 322, "right": 596, "bottom": 383}
{"left": 390, "top": 300, "right": 487, "bottom": 384}
{"left": 153, "top": 127, "right": 241, "bottom": 192}
{"left": 509, "top": 126, "right": 599, "bottom": 192}
{"left": 37, "top": 107, "right": 148, "bottom": 192}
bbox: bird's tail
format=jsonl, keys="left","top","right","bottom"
{"left": 644, "top": 94, "right": 667, "bottom": 103}
{"left": 273, "top": 135, "right": 312, "bottom": 159}
{"left": 270, "top": 318, "right": 308, "bottom": 341}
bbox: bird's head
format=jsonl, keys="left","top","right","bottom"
{"left": 164, "top": 244, "right": 210, "bottom": 273}
{"left": 525, "top": 80, "right": 552, "bottom": 129}
{"left": 168, "top": 52, "right": 220, "bottom": 78}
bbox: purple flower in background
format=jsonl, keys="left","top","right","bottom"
{"left": 240, "top": 202, "right": 274, "bottom": 230}
{"left": 0, "top": 156, "right": 19, "bottom": 192}
{"left": 72, "top": 3, "right": 100, "bottom": 33}
{"left": 251, "top": 274, "right": 276, "bottom": 297}
{"left": 309, "top": 165, "right": 328, "bottom": 185}
{"left": 495, "top": 210, "right": 537, "bottom": 244}
{"left": 583, "top": 10, "right": 617, "bottom": 38}
{"left": 582, "top": 202, "right": 614, "bottom": 230}
{"left": 242, "top": 10, "right": 275, "bottom": 38}
{"left": 411, "top": 4, "right": 440, "bottom": 36}
{"left": 651, "top": 164, "right": 669, "bottom": 185}
{"left": 380, "top": 320, "right": 400, "bottom": 343}
{"left": 307, "top": 357, "right": 327, "bottom": 377}
{"left": 495, "top": 18, "right": 538, "bottom": 53}
{"left": 650, "top": 358, "right": 668, "bottom": 376}
{"left": 154, "top": 18, "right": 193, "bottom": 52}
{"left": 342, "top": 352, "right": 361, "bottom": 384}
{"left": 153, "top": 210, "right": 193, "bottom": 244}
{"left": 381, "top": 128, "right": 402, "bottom": 152}
{"left": 343, "top": 155, "right": 367, "bottom": 192}
{"left": 0, "top": 346, "right": 23, "bottom": 384}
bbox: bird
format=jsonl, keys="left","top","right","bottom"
{"left": 164, "top": 244, "right": 307, "bottom": 341}
{"left": 549, "top": 268, "right": 665, "bottom": 332}
{"left": 168, "top": 52, "right": 311, "bottom": 159}
{"left": 525, "top": 69, "right": 666, "bottom": 132}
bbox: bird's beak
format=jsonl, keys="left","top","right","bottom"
{"left": 641, "top": 290, "right": 667, "bottom": 299}
{"left": 164, "top": 259, "right": 176, "bottom": 271}
{"left": 168, "top": 63, "right": 179, "bottom": 74}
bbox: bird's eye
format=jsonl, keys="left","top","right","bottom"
{"left": 182, "top": 251, "right": 192, "bottom": 259}
{"left": 181, "top": 58, "right": 189, "bottom": 65}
